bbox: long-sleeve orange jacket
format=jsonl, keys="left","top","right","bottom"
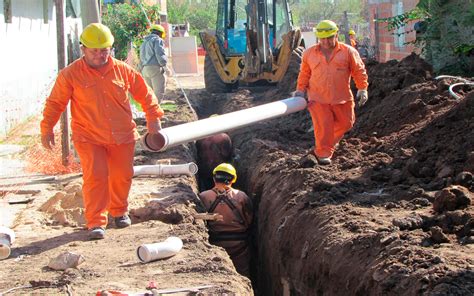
{"left": 41, "top": 57, "right": 164, "bottom": 144}
{"left": 297, "top": 41, "right": 368, "bottom": 105}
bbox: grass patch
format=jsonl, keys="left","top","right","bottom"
{"left": 160, "top": 102, "right": 178, "bottom": 112}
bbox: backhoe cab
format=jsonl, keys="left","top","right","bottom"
{"left": 200, "top": 0, "right": 304, "bottom": 93}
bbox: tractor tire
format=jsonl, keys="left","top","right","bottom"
{"left": 204, "top": 54, "right": 235, "bottom": 93}
{"left": 278, "top": 46, "right": 304, "bottom": 93}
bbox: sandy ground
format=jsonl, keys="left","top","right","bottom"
{"left": 0, "top": 72, "right": 253, "bottom": 295}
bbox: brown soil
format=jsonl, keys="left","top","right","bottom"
{"left": 1, "top": 53, "right": 473, "bottom": 296}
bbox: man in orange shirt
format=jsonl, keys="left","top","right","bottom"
{"left": 293, "top": 20, "right": 368, "bottom": 165}
{"left": 40, "top": 23, "right": 164, "bottom": 239}
{"left": 198, "top": 163, "right": 253, "bottom": 276}
{"left": 349, "top": 29, "right": 358, "bottom": 49}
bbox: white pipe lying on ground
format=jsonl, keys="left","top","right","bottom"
{"left": 133, "top": 162, "right": 198, "bottom": 177}
{"left": 141, "top": 96, "right": 307, "bottom": 152}
{"left": 0, "top": 226, "right": 15, "bottom": 260}
{"left": 137, "top": 236, "right": 183, "bottom": 263}
{"left": 448, "top": 83, "right": 474, "bottom": 100}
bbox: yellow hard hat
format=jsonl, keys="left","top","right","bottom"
{"left": 150, "top": 24, "right": 166, "bottom": 38}
{"left": 349, "top": 29, "right": 356, "bottom": 35}
{"left": 213, "top": 163, "right": 237, "bottom": 184}
{"left": 80, "top": 23, "right": 114, "bottom": 49}
{"left": 315, "top": 20, "right": 339, "bottom": 39}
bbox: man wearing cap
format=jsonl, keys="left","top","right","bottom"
{"left": 349, "top": 29, "right": 358, "bottom": 49}
{"left": 293, "top": 20, "right": 368, "bottom": 165}
{"left": 140, "top": 24, "right": 168, "bottom": 103}
{"left": 40, "top": 23, "right": 164, "bottom": 240}
{"left": 199, "top": 163, "right": 253, "bottom": 277}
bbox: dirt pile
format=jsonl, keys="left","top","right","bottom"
{"left": 39, "top": 182, "right": 85, "bottom": 227}
{"left": 218, "top": 53, "right": 474, "bottom": 295}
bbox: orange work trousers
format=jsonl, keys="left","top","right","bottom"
{"left": 74, "top": 141, "right": 135, "bottom": 229}
{"left": 308, "top": 100, "right": 355, "bottom": 158}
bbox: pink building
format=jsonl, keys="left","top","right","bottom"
{"left": 367, "top": 0, "right": 419, "bottom": 62}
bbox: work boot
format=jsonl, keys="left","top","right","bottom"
{"left": 317, "top": 157, "right": 332, "bottom": 165}
{"left": 89, "top": 227, "right": 105, "bottom": 240}
{"left": 114, "top": 215, "right": 131, "bottom": 228}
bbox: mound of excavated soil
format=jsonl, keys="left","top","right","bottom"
{"left": 216, "top": 53, "right": 474, "bottom": 295}
{"left": 39, "top": 182, "right": 85, "bottom": 227}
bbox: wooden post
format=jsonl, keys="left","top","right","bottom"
{"left": 55, "top": 0, "right": 69, "bottom": 166}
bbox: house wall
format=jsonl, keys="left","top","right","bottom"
{"left": 0, "top": 0, "right": 58, "bottom": 138}
{"left": 368, "top": 0, "right": 419, "bottom": 62}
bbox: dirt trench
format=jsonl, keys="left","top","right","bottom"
{"left": 191, "top": 54, "right": 474, "bottom": 295}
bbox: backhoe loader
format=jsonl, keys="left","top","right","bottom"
{"left": 199, "top": 0, "right": 304, "bottom": 93}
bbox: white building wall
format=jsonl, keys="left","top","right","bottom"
{"left": 0, "top": 0, "right": 58, "bottom": 138}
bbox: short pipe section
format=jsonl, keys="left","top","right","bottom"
{"left": 133, "top": 163, "right": 198, "bottom": 177}
{"left": 137, "top": 237, "right": 183, "bottom": 263}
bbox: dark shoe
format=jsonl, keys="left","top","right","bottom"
{"left": 317, "top": 157, "right": 332, "bottom": 165}
{"left": 89, "top": 227, "right": 105, "bottom": 240}
{"left": 114, "top": 215, "right": 131, "bottom": 228}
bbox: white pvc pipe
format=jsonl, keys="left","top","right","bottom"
{"left": 0, "top": 226, "right": 15, "bottom": 260}
{"left": 137, "top": 236, "right": 183, "bottom": 263}
{"left": 434, "top": 75, "right": 470, "bottom": 83}
{"left": 133, "top": 163, "right": 198, "bottom": 177}
{"left": 448, "top": 82, "right": 474, "bottom": 100}
{"left": 147, "top": 97, "right": 307, "bottom": 152}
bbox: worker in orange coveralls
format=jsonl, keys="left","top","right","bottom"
{"left": 293, "top": 20, "right": 368, "bottom": 165}
{"left": 199, "top": 163, "right": 253, "bottom": 277}
{"left": 40, "top": 23, "right": 164, "bottom": 240}
{"left": 349, "top": 29, "right": 358, "bottom": 49}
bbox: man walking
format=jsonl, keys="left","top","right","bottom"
{"left": 140, "top": 24, "right": 168, "bottom": 103}
{"left": 41, "top": 23, "right": 164, "bottom": 240}
{"left": 294, "top": 20, "right": 368, "bottom": 165}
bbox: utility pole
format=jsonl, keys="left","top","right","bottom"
{"left": 80, "top": 0, "right": 100, "bottom": 27}
{"left": 342, "top": 11, "right": 351, "bottom": 46}
{"left": 54, "top": 0, "right": 69, "bottom": 166}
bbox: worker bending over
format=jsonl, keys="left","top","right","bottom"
{"left": 294, "top": 20, "right": 368, "bottom": 165}
{"left": 198, "top": 163, "right": 253, "bottom": 276}
{"left": 41, "top": 23, "right": 164, "bottom": 240}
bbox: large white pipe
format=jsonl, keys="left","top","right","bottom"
{"left": 142, "top": 97, "right": 307, "bottom": 152}
{"left": 133, "top": 163, "right": 198, "bottom": 177}
{"left": 137, "top": 236, "right": 183, "bottom": 263}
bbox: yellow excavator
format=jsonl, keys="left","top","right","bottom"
{"left": 199, "top": 0, "right": 305, "bottom": 93}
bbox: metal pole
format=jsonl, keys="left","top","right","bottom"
{"left": 55, "top": 0, "right": 69, "bottom": 166}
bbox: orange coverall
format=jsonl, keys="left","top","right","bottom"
{"left": 41, "top": 57, "right": 164, "bottom": 229}
{"left": 296, "top": 41, "right": 368, "bottom": 158}
{"left": 199, "top": 188, "right": 253, "bottom": 276}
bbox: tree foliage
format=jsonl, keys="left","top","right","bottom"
{"left": 102, "top": 3, "right": 161, "bottom": 60}
{"left": 167, "top": 0, "right": 218, "bottom": 37}
{"left": 290, "top": 0, "right": 364, "bottom": 31}
{"left": 376, "top": 0, "right": 473, "bottom": 75}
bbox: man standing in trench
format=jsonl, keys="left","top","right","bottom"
{"left": 196, "top": 115, "right": 234, "bottom": 191}
{"left": 293, "top": 20, "right": 368, "bottom": 165}
{"left": 198, "top": 163, "right": 253, "bottom": 277}
{"left": 140, "top": 24, "right": 168, "bottom": 103}
{"left": 40, "top": 23, "right": 164, "bottom": 240}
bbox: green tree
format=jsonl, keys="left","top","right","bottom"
{"left": 290, "top": 0, "right": 364, "bottom": 31}
{"left": 102, "top": 3, "right": 161, "bottom": 60}
{"left": 167, "top": 0, "right": 218, "bottom": 37}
